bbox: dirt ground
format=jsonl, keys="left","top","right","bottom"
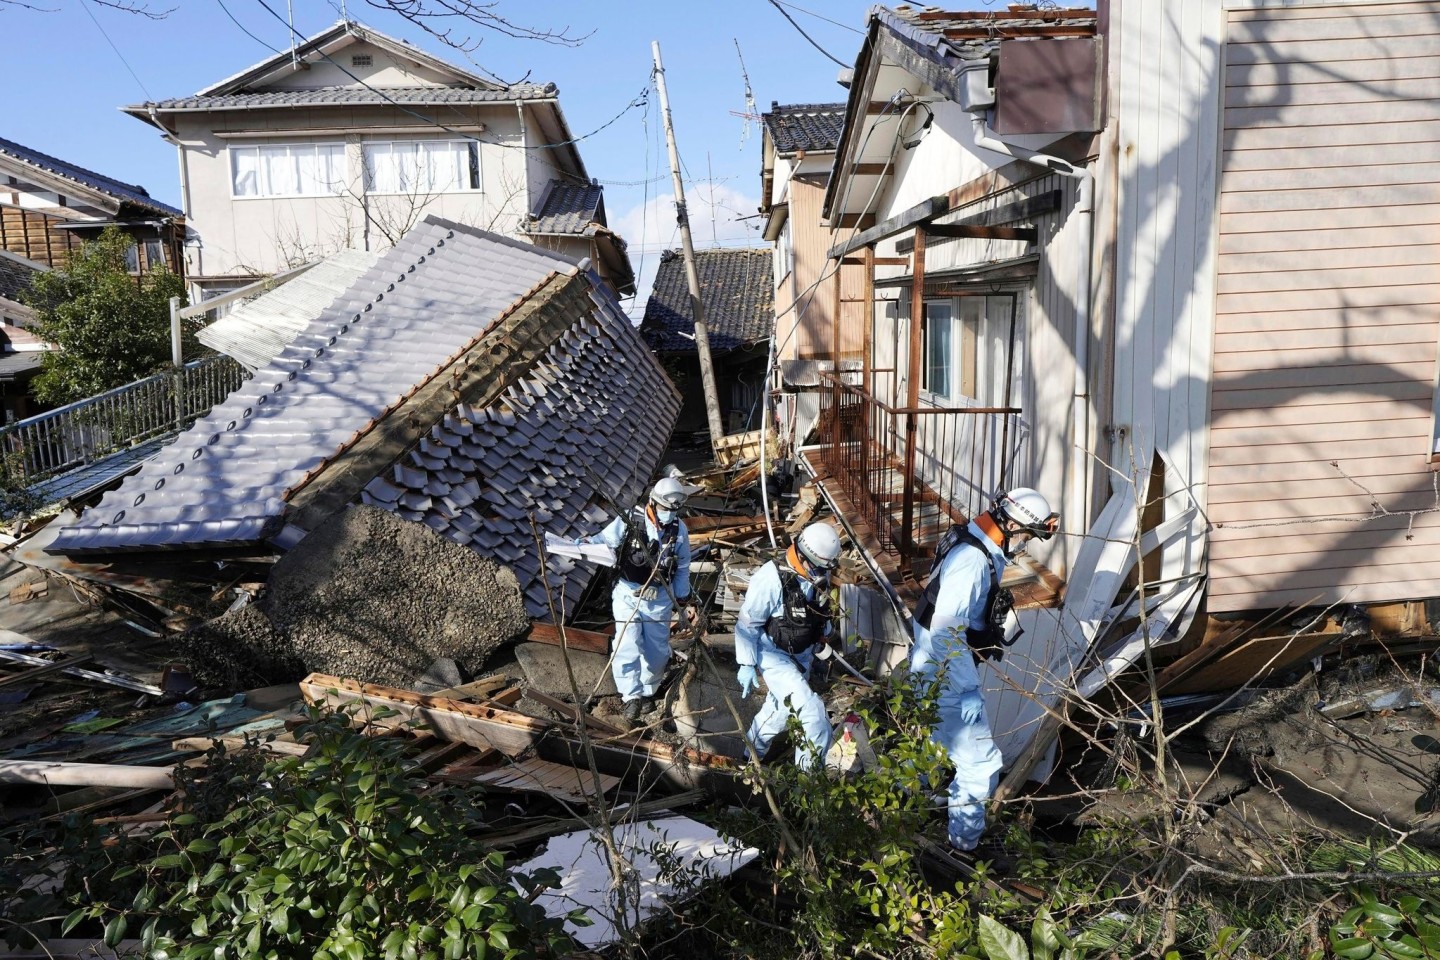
{"left": 1064, "top": 657, "right": 1440, "bottom": 866}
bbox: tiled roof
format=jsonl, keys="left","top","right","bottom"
{"left": 640, "top": 249, "right": 773, "bottom": 354}
{"left": 762, "top": 103, "right": 846, "bottom": 154}
{"left": 0, "top": 352, "right": 44, "bottom": 380}
{"left": 139, "top": 84, "right": 556, "bottom": 111}
{"left": 50, "top": 216, "right": 679, "bottom": 618}
{"left": 197, "top": 249, "right": 382, "bottom": 372}
{"left": 526, "top": 180, "right": 604, "bottom": 236}
{"left": 0, "top": 250, "right": 44, "bottom": 302}
{"left": 0, "top": 137, "right": 182, "bottom": 217}
{"left": 883, "top": 5, "right": 1098, "bottom": 60}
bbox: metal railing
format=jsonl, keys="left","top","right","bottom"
{"left": 0, "top": 356, "right": 245, "bottom": 486}
{"left": 816, "top": 372, "right": 1027, "bottom": 569}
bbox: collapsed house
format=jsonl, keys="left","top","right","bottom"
{"left": 46, "top": 216, "right": 679, "bottom": 621}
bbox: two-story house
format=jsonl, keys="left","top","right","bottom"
{"left": 124, "top": 20, "right": 633, "bottom": 303}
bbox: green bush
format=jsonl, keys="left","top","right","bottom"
{"left": 4, "top": 708, "right": 583, "bottom": 959}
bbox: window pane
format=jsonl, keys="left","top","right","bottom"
{"left": 467, "top": 142, "right": 480, "bottom": 190}
{"left": 295, "top": 146, "right": 324, "bottom": 196}
{"left": 425, "top": 141, "right": 459, "bottom": 193}
{"left": 263, "top": 145, "right": 300, "bottom": 197}
{"left": 124, "top": 243, "right": 140, "bottom": 273}
{"left": 364, "top": 143, "right": 398, "bottom": 193}
{"left": 143, "top": 239, "right": 164, "bottom": 269}
{"left": 323, "top": 143, "right": 346, "bottom": 194}
{"left": 924, "top": 303, "right": 952, "bottom": 399}
{"left": 232, "top": 147, "right": 259, "bottom": 196}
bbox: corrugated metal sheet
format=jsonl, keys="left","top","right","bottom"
{"left": 1207, "top": 0, "right": 1440, "bottom": 613}
{"left": 196, "top": 249, "right": 382, "bottom": 372}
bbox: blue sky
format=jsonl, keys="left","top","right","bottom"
{"left": 4, "top": 0, "right": 991, "bottom": 308}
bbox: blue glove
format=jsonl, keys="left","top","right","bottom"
{"left": 737, "top": 664, "right": 758, "bottom": 698}
{"left": 957, "top": 689, "right": 985, "bottom": 725}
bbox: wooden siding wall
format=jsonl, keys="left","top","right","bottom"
{"left": 780, "top": 176, "right": 867, "bottom": 361}
{"left": 0, "top": 206, "right": 81, "bottom": 269}
{"left": 1208, "top": 1, "right": 1440, "bottom": 612}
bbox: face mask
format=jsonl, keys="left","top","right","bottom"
{"left": 655, "top": 508, "right": 676, "bottom": 524}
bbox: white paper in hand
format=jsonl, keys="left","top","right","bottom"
{"left": 544, "top": 531, "right": 616, "bottom": 567}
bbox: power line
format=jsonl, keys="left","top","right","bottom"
{"left": 216, "top": 0, "right": 283, "bottom": 54}
{"left": 763, "top": 0, "right": 848, "bottom": 68}
{"left": 80, "top": 0, "right": 153, "bottom": 100}
{"left": 772, "top": 0, "right": 864, "bottom": 35}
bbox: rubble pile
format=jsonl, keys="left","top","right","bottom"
{"left": 185, "top": 505, "right": 529, "bottom": 688}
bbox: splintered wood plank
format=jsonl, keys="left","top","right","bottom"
{"left": 299, "top": 674, "right": 736, "bottom": 794}
{"left": 469, "top": 757, "right": 620, "bottom": 805}
{"left": 527, "top": 622, "right": 612, "bottom": 654}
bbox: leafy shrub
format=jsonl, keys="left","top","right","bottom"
{"left": 5, "top": 707, "right": 583, "bottom": 959}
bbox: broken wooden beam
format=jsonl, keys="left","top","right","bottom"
{"left": 171, "top": 736, "right": 311, "bottom": 757}
{"left": 0, "top": 630, "right": 163, "bottom": 696}
{"left": 524, "top": 688, "right": 627, "bottom": 737}
{"left": 527, "top": 622, "right": 612, "bottom": 655}
{"left": 299, "top": 674, "right": 736, "bottom": 794}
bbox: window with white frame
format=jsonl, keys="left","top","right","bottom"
{"left": 362, "top": 140, "right": 480, "bottom": 195}
{"left": 231, "top": 143, "right": 346, "bottom": 199}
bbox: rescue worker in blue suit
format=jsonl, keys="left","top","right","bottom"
{"left": 592, "top": 477, "right": 696, "bottom": 727}
{"left": 910, "top": 487, "right": 1058, "bottom": 852}
{"left": 734, "top": 523, "right": 844, "bottom": 768}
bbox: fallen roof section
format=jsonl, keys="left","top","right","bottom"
{"left": 49, "top": 216, "right": 680, "bottom": 617}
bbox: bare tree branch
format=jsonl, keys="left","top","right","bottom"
{"left": 361, "top": 0, "right": 591, "bottom": 52}
{"left": 0, "top": 0, "right": 176, "bottom": 17}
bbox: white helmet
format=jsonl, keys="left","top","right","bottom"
{"left": 650, "top": 476, "right": 688, "bottom": 511}
{"left": 993, "top": 487, "right": 1058, "bottom": 540}
{"left": 796, "top": 523, "right": 843, "bottom": 571}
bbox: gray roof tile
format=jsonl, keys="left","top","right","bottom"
{"left": 640, "top": 248, "right": 774, "bottom": 354}
{"left": 761, "top": 102, "right": 846, "bottom": 154}
{"left": 140, "top": 84, "right": 556, "bottom": 111}
{"left": 526, "top": 180, "right": 604, "bottom": 235}
{"left": 0, "top": 136, "right": 182, "bottom": 217}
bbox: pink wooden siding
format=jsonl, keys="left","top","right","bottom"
{"left": 1209, "top": 1, "right": 1440, "bottom": 614}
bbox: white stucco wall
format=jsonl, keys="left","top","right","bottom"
{"left": 175, "top": 102, "right": 534, "bottom": 282}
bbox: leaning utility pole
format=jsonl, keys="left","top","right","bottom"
{"left": 652, "top": 40, "right": 726, "bottom": 457}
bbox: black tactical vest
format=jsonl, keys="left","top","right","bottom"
{"left": 616, "top": 510, "right": 680, "bottom": 587}
{"left": 765, "top": 567, "right": 833, "bottom": 655}
{"left": 913, "top": 526, "right": 1014, "bottom": 662}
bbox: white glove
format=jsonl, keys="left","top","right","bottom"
{"left": 737, "top": 664, "right": 758, "bottom": 698}
{"left": 957, "top": 689, "right": 985, "bottom": 725}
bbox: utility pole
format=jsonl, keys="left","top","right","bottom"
{"left": 652, "top": 40, "right": 726, "bottom": 457}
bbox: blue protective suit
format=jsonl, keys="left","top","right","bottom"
{"left": 735, "top": 558, "right": 833, "bottom": 769}
{"left": 594, "top": 508, "right": 691, "bottom": 704}
{"left": 909, "top": 519, "right": 1007, "bottom": 851}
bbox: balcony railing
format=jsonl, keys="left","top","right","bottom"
{"left": 815, "top": 372, "right": 1027, "bottom": 569}
{"left": 0, "top": 356, "right": 245, "bottom": 487}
